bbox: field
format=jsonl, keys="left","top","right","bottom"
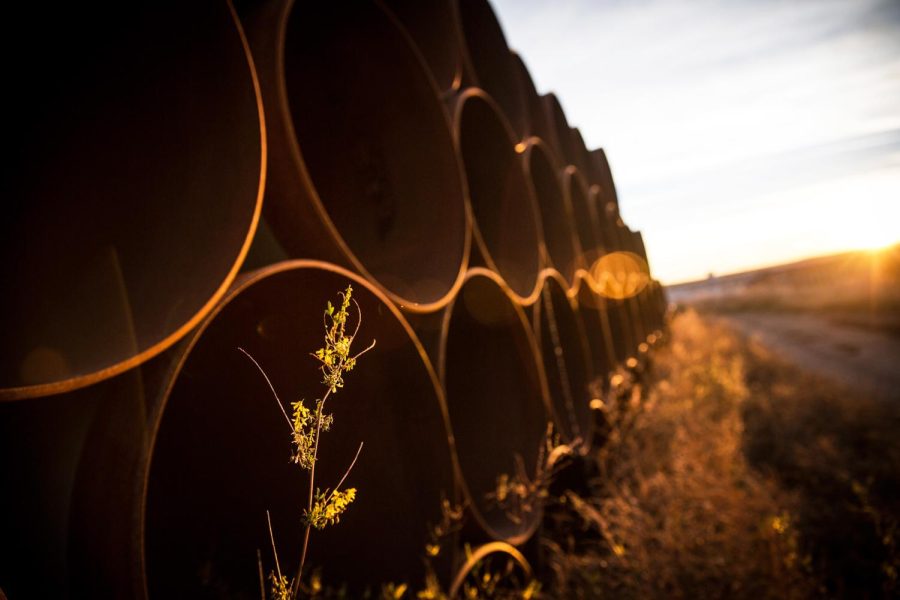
{"left": 543, "top": 309, "right": 900, "bottom": 598}
{"left": 667, "top": 246, "right": 900, "bottom": 401}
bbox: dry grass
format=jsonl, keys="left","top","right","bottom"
{"left": 741, "top": 329, "right": 900, "bottom": 597}
{"left": 543, "top": 308, "right": 900, "bottom": 598}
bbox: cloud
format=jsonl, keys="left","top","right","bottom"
{"left": 491, "top": 0, "right": 900, "bottom": 282}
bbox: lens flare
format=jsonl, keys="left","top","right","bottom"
{"left": 590, "top": 251, "right": 650, "bottom": 299}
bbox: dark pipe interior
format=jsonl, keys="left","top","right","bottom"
{"left": 282, "top": 2, "right": 467, "bottom": 307}
{"left": 144, "top": 265, "right": 455, "bottom": 595}
{"left": 542, "top": 93, "right": 571, "bottom": 165}
{"left": 0, "top": 381, "right": 120, "bottom": 597}
{"left": 442, "top": 273, "right": 548, "bottom": 541}
{"left": 614, "top": 225, "right": 647, "bottom": 349}
{"left": 569, "top": 128, "right": 591, "bottom": 178}
{"left": 590, "top": 148, "right": 619, "bottom": 208}
{"left": 576, "top": 283, "right": 618, "bottom": 379}
{"left": 383, "top": 0, "right": 465, "bottom": 93}
{"left": 526, "top": 142, "right": 580, "bottom": 286}
{"left": 535, "top": 275, "right": 594, "bottom": 442}
{"left": 456, "top": 0, "right": 528, "bottom": 139}
{"left": 512, "top": 52, "right": 553, "bottom": 144}
{"left": 566, "top": 169, "right": 601, "bottom": 266}
{"left": 590, "top": 185, "right": 615, "bottom": 254}
{"left": 459, "top": 94, "right": 541, "bottom": 299}
{"left": 1, "top": 2, "right": 262, "bottom": 398}
{"left": 607, "top": 298, "right": 633, "bottom": 365}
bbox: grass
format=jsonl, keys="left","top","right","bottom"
{"left": 542, "top": 309, "right": 900, "bottom": 598}
{"left": 237, "top": 305, "right": 899, "bottom": 598}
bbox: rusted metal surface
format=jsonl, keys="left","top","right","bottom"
{"left": 452, "top": 89, "right": 543, "bottom": 304}
{"left": 440, "top": 268, "right": 552, "bottom": 544}
{"left": 563, "top": 166, "right": 603, "bottom": 269}
{"left": 246, "top": 0, "right": 469, "bottom": 312}
{"left": 382, "top": 0, "right": 469, "bottom": 95}
{"left": 1, "top": 1, "right": 669, "bottom": 593}
{"left": 449, "top": 541, "right": 532, "bottom": 598}
{"left": 512, "top": 52, "right": 555, "bottom": 146}
{"left": 533, "top": 270, "right": 595, "bottom": 444}
{"left": 588, "top": 147, "right": 620, "bottom": 210}
{"left": 1, "top": 1, "right": 265, "bottom": 401}
{"left": 0, "top": 370, "right": 144, "bottom": 597}
{"left": 629, "top": 229, "right": 655, "bottom": 342}
{"left": 615, "top": 223, "right": 649, "bottom": 352}
{"left": 541, "top": 93, "right": 571, "bottom": 164}
{"left": 67, "top": 261, "right": 457, "bottom": 597}
{"left": 523, "top": 139, "right": 582, "bottom": 289}
{"left": 574, "top": 271, "right": 619, "bottom": 383}
{"left": 455, "top": 0, "right": 529, "bottom": 140}
{"left": 569, "top": 127, "right": 593, "bottom": 177}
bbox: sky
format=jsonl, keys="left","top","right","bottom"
{"left": 491, "top": 0, "right": 900, "bottom": 284}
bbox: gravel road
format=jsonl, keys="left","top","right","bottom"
{"left": 721, "top": 312, "right": 900, "bottom": 402}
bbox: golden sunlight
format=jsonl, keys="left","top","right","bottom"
{"left": 590, "top": 251, "right": 650, "bottom": 299}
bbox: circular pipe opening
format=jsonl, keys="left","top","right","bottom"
{"left": 1, "top": 3, "right": 264, "bottom": 400}
{"left": 456, "top": 0, "right": 529, "bottom": 140}
{"left": 534, "top": 271, "right": 595, "bottom": 443}
{"left": 589, "top": 148, "right": 619, "bottom": 209}
{"left": 440, "top": 269, "right": 550, "bottom": 542}
{"left": 575, "top": 272, "right": 618, "bottom": 379}
{"left": 524, "top": 139, "right": 581, "bottom": 288}
{"left": 383, "top": 0, "right": 466, "bottom": 94}
{"left": 143, "top": 262, "right": 455, "bottom": 595}
{"left": 541, "top": 93, "right": 572, "bottom": 165}
{"left": 512, "top": 52, "right": 554, "bottom": 145}
{"left": 267, "top": 1, "right": 468, "bottom": 311}
{"left": 589, "top": 185, "right": 617, "bottom": 255}
{"left": 454, "top": 90, "right": 542, "bottom": 302}
{"left": 569, "top": 127, "right": 592, "bottom": 177}
{"left": 564, "top": 167, "right": 601, "bottom": 267}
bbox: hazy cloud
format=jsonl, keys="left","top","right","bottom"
{"left": 491, "top": 0, "right": 900, "bottom": 281}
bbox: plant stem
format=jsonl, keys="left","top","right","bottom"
{"left": 325, "top": 442, "right": 363, "bottom": 504}
{"left": 292, "top": 387, "right": 332, "bottom": 598}
{"left": 238, "top": 347, "right": 292, "bottom": 430}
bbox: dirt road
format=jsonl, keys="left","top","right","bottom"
{"left": 720, "top": 312, "right": 900, "bottom": 401}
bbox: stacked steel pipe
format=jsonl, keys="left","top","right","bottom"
{"left": 0, "top": 0, "right": 667, "bottom": 596}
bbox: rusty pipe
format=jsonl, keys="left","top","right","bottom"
{"left": 563, "top": 166, "right": 603, "bottom": 270}
{"left": 382, "top": 0, "right": 470, "bottom": 95}
{"left": 541, "top": 93, "right": 576, "bottom": 167}
{"left": 439, "top": 268, "right": 552, "bottom": 543}
{"left": 0, "top": 368, "right": 147, "bottom": 597}
{"left": 64, "top": 261, "right": 458, "bottom": 597}
{"left": 0, "top": 1, "right": 265, "bottom": 401}
{"left": 588, "top": 147, "right": 620, "bottom": 210}
{"left": 512, "top": 52, "right": 555, "bottom": 146}
{"left": 574, "top": 271, "right": 619, "bottom": 381}
{"left": 533, "top": 270, "right": 595, "bottom": 444}
{"left": 569, "top": 127, "right": 593, "bottom": 177}
{"left": 452, "top": 89, "right": 543, "bottom": 304}
{"left": 614, "top": 224, "right": 649, "bottom": 353}
{"left": 628, "top": 229, "right": 655, "bottom": 343}
{"left": 455, "top": 0, "right": 529, "bottom": 140}
{"left": 523, "top": 138, "right": 582, "bottom": 290}
{"left": 245, "top": 0, "right": 469, "bottom": 313}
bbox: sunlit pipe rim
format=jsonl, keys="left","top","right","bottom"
{"left": 449, "top": 88, "right": 543, "bottom": 305}
{"left": 523, "top": 137, "right": 584, "bottom": 291}
{"left": 137, "top": 259, "right": 458, "bottom": 597}
{"left": 264, "top": 0, "right": 471, "bottom": 315}
{"left": 533, "top": 267, "right": 597, "bottom": 445}
{"left": 437, "top": 266, "right": 554, "bottom": 544}
{"left": 0, "top": 1, "right": 266, "bottom": 402}
{"left": 452, "top": 0, "right": 528, "bottom": 140}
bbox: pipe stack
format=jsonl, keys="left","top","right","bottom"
{"left": 0, "top": 0, "right": 667, "bottom": 596}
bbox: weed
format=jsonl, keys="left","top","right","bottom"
{"left": 240, "top": 284, "right": 375, "bottom": 599}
